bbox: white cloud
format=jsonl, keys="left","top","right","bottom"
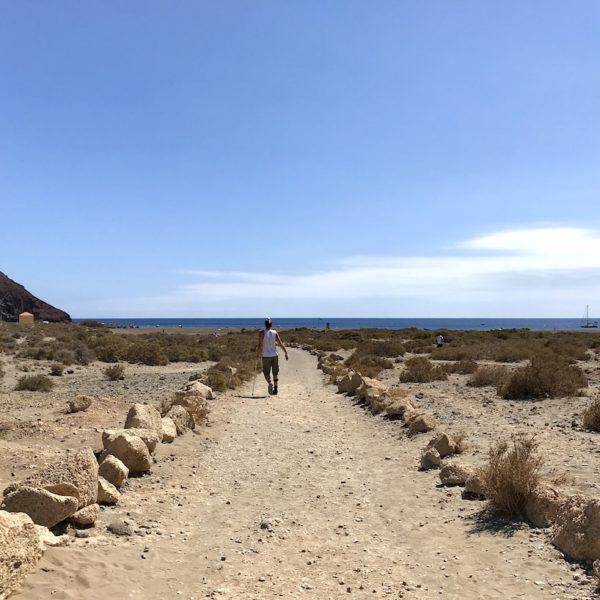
{"left": 120, "top": 227, "right": 600, "bottom": 317}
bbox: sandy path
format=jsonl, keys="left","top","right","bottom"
{"left": 14, "top": 349, "right": 592, "bottom": 599}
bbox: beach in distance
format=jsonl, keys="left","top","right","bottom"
{"left": 74, "top": 317, "right": 597, "bottom": 331}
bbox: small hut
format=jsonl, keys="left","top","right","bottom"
{"left": 19, "top": 311, "right": 34, "bottom": 326}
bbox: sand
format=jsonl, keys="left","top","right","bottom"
{"left": 1, "top": 348, "right": 597, "bottom": 599}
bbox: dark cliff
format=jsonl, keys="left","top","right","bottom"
{"left": 0, "top": 272, "right": 71, "bottom": 322}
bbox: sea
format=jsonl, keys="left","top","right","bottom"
{"left": 72, "top": 318, "right": 600, "bottom": 332}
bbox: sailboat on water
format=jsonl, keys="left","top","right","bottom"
{"left": 581, "top": 305, "right": 598, "bottom": 329}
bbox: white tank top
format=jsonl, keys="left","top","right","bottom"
{"left": 262, "top": 329, "right": 277, "bottom": 357}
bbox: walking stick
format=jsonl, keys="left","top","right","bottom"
{"left": 251, "top": 353, "right": 258, "bottom": 398}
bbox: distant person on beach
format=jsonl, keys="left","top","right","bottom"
{"left": 435, "top": 333, "right": 444, "bottom": 348}
{"left": 257, "top": 318, "right": 288, "bottom": 395}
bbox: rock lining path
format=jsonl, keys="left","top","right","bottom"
{"left": 14, "top": 349, "right": 592, "bottom": 599}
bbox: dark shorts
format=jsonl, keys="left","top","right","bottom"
{"left": 262, "top": 355, "right": 279, "bottom": 379}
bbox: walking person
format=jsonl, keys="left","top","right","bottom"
{"left": 257, "top": 318, "right": 288, "bottom": 395}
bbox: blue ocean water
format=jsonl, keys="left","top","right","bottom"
{"left": 73, "top": 317, "right": 599, "bottom": 332}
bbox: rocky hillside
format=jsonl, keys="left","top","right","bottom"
{"left": 0, "top": 271, "right": 71, "bottom": 322}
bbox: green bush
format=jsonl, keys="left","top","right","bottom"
{"left": 399, "top": 357, "right": 447, "bottom": 383}
{"left": 15, "top": 374, "right": 54, "bottom": 392}
{"left": 500, "top": 354, "right": 587, "bottom": 399}
{"left": 104, "top": 364, "right": 125, "bottom": 381}
{"left": 127, "top": 342, "right": 169, "bottom": 366}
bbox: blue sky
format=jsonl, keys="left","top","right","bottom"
{"left": 2, "top": 2, "right": 600, "bottom": 317}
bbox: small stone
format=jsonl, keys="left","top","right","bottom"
{"left": 107, "top": 520, "right": 133, "bottom": 536}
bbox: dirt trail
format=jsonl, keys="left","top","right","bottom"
{"left": 14, "top": 349, "right": 591, "bottom": 599}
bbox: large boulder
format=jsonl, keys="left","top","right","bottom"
{"left": 97, "top": 477, "right": 120, "bottom": 505}
{"left": 1, "top": 486, "right": 78, "bottom": 527}
{"left": 124, "top": 403, "right": 163, "bottom": 438}
{"left": 171, "top": 395, "right": 208, "bottom": 425}
{"left": 525, "top": 483, "right": 567, "bottom": 528}
{"left": 439, "top": 463, "right": 474, "bottom": 486}
{"left": 103, "top": 428, "right": 161, "bottom": 454}
{"left": 385, "top": 398, "right": 415, "bottom": 418}
{"left": 69, "top": 503, "right": 100, "bottom": 526}
{"left": 358, "top": 378, "right": 389, "bottom": 412}
{"left": 175, "top": 381, "right": 213, "bottom": 400}
{"left": 161, "top": 417, "right": 177, "bottom": 443}
{"left": 67, "top": 395, "right": 92, "bottom": 413}
{"left": 552, "top": 495, "right": 600, "bottom": 559}
{"left": 166, "top": 405, "right": 194, "bottom": 435}
{"left": 427, "top": 433, "right": 456, "bottom": 459}
{"left": 98, "top": 455, "right": 129, "bottom": 488}
{"left": 101, "top": 432, "right": 153, "bottom": 473}
{"left": 0, "top": 511, "right": 44, "bottom": 600}
{"left": 420, "top": 448, "right": 441, "bottom": 470}
{"left": 407, "top": 413, "right": 436, "bottom": 436}
{"left": 337, "top": 371, "right": 362, "bottom": 395}
{"left": 464, "top": 472, "right": 486, "bottom": 498}
{"left": 3, "top": 448, "right": 97, "bottom": 509}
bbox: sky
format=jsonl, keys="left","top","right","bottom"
{"left": 2, "top": 1, "right": 600, "bottom": 318}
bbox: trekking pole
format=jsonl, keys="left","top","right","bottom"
{"left": 251, "top": 352, "right": 258, "bottom": 398}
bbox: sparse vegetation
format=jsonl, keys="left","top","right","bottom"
{"left": 583, "top": 399, "right": 600, "bottom": 432}
{"left": 399, "top": 357, "right": 447, "bottom": 383}
{"left": 15, "top": 374, "right": 54, "bottom": 392}
{"left": 104, "top": 364, "right": 125, "bottom": 381}
{"left": 481, "top": 433, "right": 543, "bottom": 518}
{"left": 499, "top": 354, "right": 587, "bottom": 399}
{"left": 441, "top": 360, "right": 478, "bottom": 375}
{"left": 467, "top": 365, "right": 510, "bottom": 388}
{"left": 49, "top": 363, "right": 64, "bottom": 376}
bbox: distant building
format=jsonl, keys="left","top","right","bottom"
{"left": 19, "top": 311, "right": 34, "bottom": 326}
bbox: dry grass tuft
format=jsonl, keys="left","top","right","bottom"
{"left": 481, "top": 433, "right": 543, "bottom": 518}
{"left": 583, "top": 399, "right": 600, "bottom": 432}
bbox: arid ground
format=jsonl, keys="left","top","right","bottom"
{"left": 1, "top": 334, "right": 600, "bottom": 599}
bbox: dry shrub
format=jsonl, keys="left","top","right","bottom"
{"left": 467, "top": 365, "right": 509, "bottom": 388}
{"left": 204, "top": 367, "right": 236, "bottom": 391}
{"left": 583, "top": 399, "right": 600, "bottom": 432}
{"left": 399, "top": 357, "right": 447, "bottom": 383}
{"left": 127, "top": 342, "right": 169, "bottom": 366}
{"left": 49, "top": 363, "right": 64, "bottom": 376}
{"left": 104, "top": 364, "right": 125, "bottom": 381}
{"left": 500, "top": 354, "right": 587, "bottom": 399}
{"left": 345, "top": 353, "right": 393, "bottom": 378}
{"left": 442, "top": 360, "right": 478, "bottom": 375}
{"left": 481, "top": 433, "right": 543, "bottom": 518}
{"left": 431, "top": 346, "right": 474, "bottom": 361}
{"left": 15, "top": 374, "right": 54, "bottom": 392}
{"left": 453, "top": 432, "right": 467, "bottom": 454}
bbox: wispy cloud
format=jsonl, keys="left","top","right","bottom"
{"left": 126, "top": 227, "right": 600, "bottom": 316}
